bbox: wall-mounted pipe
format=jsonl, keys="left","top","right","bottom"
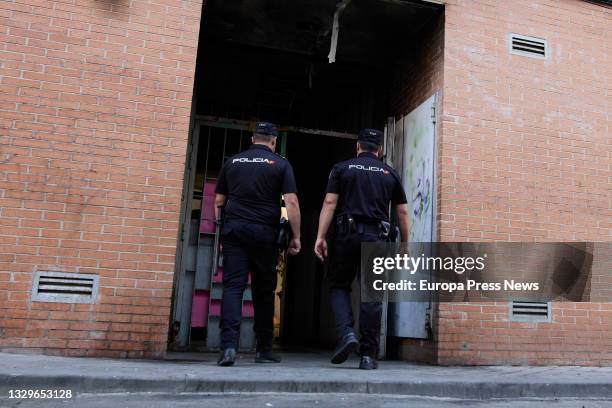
{"left": 327, "top": 0, "right": 352, "bottom": 63}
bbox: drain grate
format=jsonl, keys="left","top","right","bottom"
{"left": 31, "top": 271, "right": 99, "bottom": 304}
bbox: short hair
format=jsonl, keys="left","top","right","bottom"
{"left": 253, "top": 133, "right": 276, "bottom": 143}
{"left": 358, "top": 141, "right": 380, "bottom": 153}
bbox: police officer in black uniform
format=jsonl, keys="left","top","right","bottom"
{"left": 314, "top": 128, "right": 409, "bottom": 370}
{"left": 215, "top": 122, "right": 301, "bottom": 367}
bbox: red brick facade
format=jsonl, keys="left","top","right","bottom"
{"left": 1, "top": 0, "right": 610, "bottom": 364}
{"left": 0, "top": 0, "right": 202, "bottom": 358}
{"left": 435, "top": 0, "right": 611, "bottom": 366}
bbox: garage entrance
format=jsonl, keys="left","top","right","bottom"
{"left": 169, "top": 0, "right": 444, "bottom": 354}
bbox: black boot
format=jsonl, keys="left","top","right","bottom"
{"left": 255, "top": 351, "right": 282, "bottom": 363}
{"left": 359, "top": 355, "right": 378, "bottom": 370}
{"left": 330, "top": 331, "right": 359, "bottom": 364}
{"left": 217, "top": 348, "right": 237, "bottom": 367}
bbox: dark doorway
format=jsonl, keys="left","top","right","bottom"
{"left": 170, "top": 0, "right": 444, "bottom": 353}
{"left": 282, "top": 133, "right": 355, "bottom": 348}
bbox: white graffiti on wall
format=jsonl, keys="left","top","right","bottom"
{"left": 402, "top": 96, "right": 435, "bottom": 245}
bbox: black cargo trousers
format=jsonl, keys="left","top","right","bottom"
{"left": 327, "top": 224, "right": 384, "bottom": 358}
{"left": 219, "top": 220, "right": 278, "bottom": 352}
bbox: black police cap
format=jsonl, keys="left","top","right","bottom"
{"left": 254, "top": 122, "right": 279, "bottom": 137}
{"left": 358, "top": 128, "right": 383, "bottom": 146}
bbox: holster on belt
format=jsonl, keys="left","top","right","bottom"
{"left": 380, "top": 221, "right": 401, "bottom": 242}
{"left": 335, "top": 213, "right": 356, "bottom": 236}
{"left": 378, "top": 220, "right": 391, "bottom": 241}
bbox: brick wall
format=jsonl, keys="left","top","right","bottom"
{"left": 0, "top": 0, "right": 202, "bottom": 358}
{"left": 1, "top": 0, "right": 609, "bottom": 366}
{"left": 437, "top": 0, "right": 611, "bottom": 366}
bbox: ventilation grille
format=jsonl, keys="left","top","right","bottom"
{"left": 31, "top": 272, "right": 98, "bottom": 304}
{"left": 509, "top": 34, "right": 547, "bottom": 59}
{"left": 509, "top": 301, "right": 551, "bottom": 322}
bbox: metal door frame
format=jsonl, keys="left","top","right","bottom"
{"left": 170, "top": 117, "right": 357, "bottom": 349}
{"left": 170, "top": 120, "right": 202, "bottom": 349}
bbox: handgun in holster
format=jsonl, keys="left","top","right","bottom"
{"left": 379, "top": 220, "right": 400, "bottom": 242}
{"left": 276, "top": 217, "right": 291, "bottom": 249}
{"left": 211, "top": 205, "right": 225, "bottom": 276}
{"left": 378, "top": 220, "right": 390, "bottom": 241}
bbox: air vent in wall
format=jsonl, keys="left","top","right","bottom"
{"left": 31, "top": 271, "right": 99, "bottom": 304}
{"left": 509, "top": 301, "right": 551, "bottom": 322}
{"left": 509, "top": 33, "right": 547, "bottom": 59}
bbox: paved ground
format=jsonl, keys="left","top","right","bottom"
{"left": 1, "top": 393, "right": 612, "bottom": 408}
{"left": 1, "top": 351, "right": 611, "bottom": 401}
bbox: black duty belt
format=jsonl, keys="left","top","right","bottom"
{"left": 357, "top": 223, "right": 381, "bottom": 235}
{"left": 335, "top": 213, "right": 397, "bottom": 241}
{"left": 336, "top": 213, "right": 382, "bottom": 235}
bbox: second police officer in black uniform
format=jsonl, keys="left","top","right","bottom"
{"left": 314, "top": 128, "right": 409, "bottom": 370}
{"left": 214, "top": 122, "right": 301, "bottom": 367}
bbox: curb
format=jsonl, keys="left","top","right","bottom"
{"left": 2, "top": 374, "right": 611, "bottom": 399}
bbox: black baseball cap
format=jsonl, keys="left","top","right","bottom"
{"left": 358, "top": 128, "right": 383, "bottom": 146}
{"left": 254, "top": 122, "right": 279, "bottom": 137}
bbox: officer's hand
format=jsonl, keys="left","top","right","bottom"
{"left": 314, "top": 238, "right": 328, "bottom": 262}
{"left": 288, "top": 237, "right": 301, "bottom": 256}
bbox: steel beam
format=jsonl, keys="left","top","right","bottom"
{"left": 195, "top": 115, "right": 358, "bottom": 140}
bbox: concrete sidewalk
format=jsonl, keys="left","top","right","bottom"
{"left": 1, "top": 351, "right": 611, "bottom": 400}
